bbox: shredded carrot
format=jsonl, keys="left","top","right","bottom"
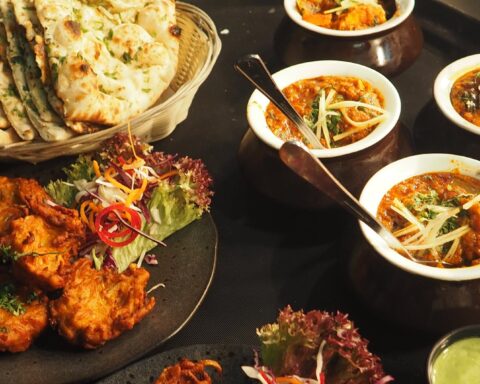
{"left": 200, "top": 360, "right": 222, "bottom": 373}
{"left": 159, "top": 170, "right": 178, "bottom": 180}
{"left": 79, "top": 201, "right": 90, "bottom": 226}
{"left": 127, "top": 121, "right": 141, "bottom": 161}
{"left": 122, "top": 157, "right": 145, "bottom": 170}
{"left": 124, "top": 177, "right": 148, "bottom": 207}
{"left": 276, "top": 377, "right": 304, "bottom": 384}
{"left": 105, "top": 167, "right": 132, "bottom": 194}
{"left": 93, "top": 160, "right": 102, "bottom": 178}
{"left": 88, "top": 210, "right": 96, "bottom": 232}
{"left": 138, "top": 177, "right": 148, "bottom": 195}
{"left": 88, "top": 201, "right": 100, "bottom": 212}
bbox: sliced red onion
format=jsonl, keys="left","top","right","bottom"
{"left": 110, "top": 161, "right": 133, "bottom": 186}
{"left": 103, "top": 250, "right": 117, "bottom": 270}
{"left": 46, "top": 199, "right": 58, "bottom": 207}
{"left": 144, "top": 254, "right": 158, "bottom": 265}
{"left": 137, "top": 199, "right": 151, "bottom": 223}
{"left": 376, "top": 376, "right": 395, "bottom": 384}
{"left": 315, "top": 340, "right": 327, "bottom": 383}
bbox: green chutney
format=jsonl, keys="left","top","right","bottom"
{"left": 431, "top": 337, "right": 480, "bottom": 384}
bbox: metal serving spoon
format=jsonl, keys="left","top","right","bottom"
{"left": 234, "top": 54, "right": 323, "bottom": 149}
{"left": 279, "top": 140, "right": 420, "bottom": 261}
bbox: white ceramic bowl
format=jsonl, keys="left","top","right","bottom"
{"left": 246, "top": 60, "right": 401, "bottom": 158}
{"left": 359, "top": 153, "right": 480, "bottom": 281}
{"left": 284, "top": 0, "right": 415, "bottom": 37}
{"left": 434, "top": 54, "right": 480, "bottom": 136}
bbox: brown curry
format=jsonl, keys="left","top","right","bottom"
{"left": 297, "top": 0, "right": 387, "bottom": 31}
{"left": 265, "top": 76, "right": 385, "bottom": 148}
{"left": 377, "top": 172, "right": 480, "bottom": 268}
{"left": 450, "top": 68, "right": 480, "bottom": 127}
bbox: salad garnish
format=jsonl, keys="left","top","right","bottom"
{"left": 242, "top": 306, "right": 393, "bottom": 384}
{"left": 47, "top": 132, "right": 213, "bottom": 272}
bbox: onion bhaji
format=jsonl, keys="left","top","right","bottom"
{"left": 0, "top": 177, "right": 27, "bottom": 236}
{"left": 49, "top": 258, "right": 155, "bottom": 349}
{"left": 156, "top": 359, "right": 222, "bottom": 384}
{"left": 0, "top": 178, "right": 85, "bottom": 291}
{"left": 0, "top": 271, "right": 48, "bottom": 353}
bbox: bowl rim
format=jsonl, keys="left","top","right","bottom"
{"left": 427, "top": 325, "right": 480, "bottom": 384}
{"left": 283, "top": 0, "right": 415, "bottom": 37}
{"left": 434, "top": 54, "right": 480, "bottom": 136}
{"left": 359, "top": 153, "right": 480, "bottom": 281}
{"left": 246, "top": 60, "right": 401, "bottom": 159}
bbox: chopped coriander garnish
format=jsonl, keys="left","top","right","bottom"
{"left": 122, "top": 52, "right": 132, "bottom": 64}
{"left": 0, "top": 283, "right": 25, "bottom": 316}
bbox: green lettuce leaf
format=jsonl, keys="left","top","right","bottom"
{"left": 45, "top": 180, "right": 77, "bottom": 207}
{"left": 112, "top": 182, "right": 203, "bottom": 273}
{"left": 45, "top": 155, "right": 95, "bottom": 207}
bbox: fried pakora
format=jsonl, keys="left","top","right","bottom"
{"left": 0, "top": 272, "right": 48, "bottom": 353}
{"left": 0, "top": 176, "right": 26, "bottom": 236}
{"left": 49, "top": 258, "right": 155, "bottom": 349}
{"left": 156, "top": 359, "right": 222, "bottom": 384}
{"left": 10, "top": 215, "right": 77, "bottom": 291}
{"left": 0, "top": 177, "right": 85, "bottom": 291}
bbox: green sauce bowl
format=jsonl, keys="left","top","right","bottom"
{"left": 428, "top": 325, "right": 480, "bottom": 384}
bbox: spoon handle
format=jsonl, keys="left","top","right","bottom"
{"left": 234, "top": 54, "right": 323, "bottom": 148}
{"left": 279, "top": 140, "right": 411, "bottom": 255}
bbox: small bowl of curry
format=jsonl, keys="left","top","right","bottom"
{"left": 284, "top": 0, "right": 415, "bottom": 37}
{"left": 246, "top": 60, "right": 401, "bottom": 159}
{"left": 359, "top": 153, "right": 480, "bottom": 281}
{"left": 434, "top": 54, "right": 480, "bottom": 136}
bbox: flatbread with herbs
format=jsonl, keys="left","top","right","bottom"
{"left": 0, "top": 24, "right": 35, "bottom": 140}
{"left": 13, "top": 0, "right": 94, "bottom": 134}
{"left": 1, "top": 0, "right": 72, "bottom": 141}
{"left": 34, "top": 0, "right": 179, "bottom": 126}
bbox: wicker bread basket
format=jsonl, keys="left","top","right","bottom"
{"left": 0, "top": 2, "right": 221, "bottom": 163}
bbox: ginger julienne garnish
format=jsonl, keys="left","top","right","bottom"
{"left": 378, "top": 172, "right": 480, "bottom": 267}
{"left": 265, "top": 76, "right": 387, "bottom": 149}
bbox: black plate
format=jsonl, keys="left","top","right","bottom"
{"left": 0, "top": 214, "right": 217, "bottom": 384}
{"left": 97, "top": 344, "right": 255, "bottom": 384}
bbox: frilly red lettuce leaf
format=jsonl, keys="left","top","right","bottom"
{"left": 257, "top": 306, "right": 392, "bottom": 384}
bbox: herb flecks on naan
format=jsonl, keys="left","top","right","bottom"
{"left": 34, "top": 0, "right": 179, "bottom": 126}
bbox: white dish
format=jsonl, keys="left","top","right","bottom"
{"left": 246, "top": 60, "right": 401, "bottom": 158}
{"left": 359, "top": 153, "right": 480, "bottom": 281}
{"left": 434, "top": 54, "right": 480, "bottom": 136}
{"left": 283, "top": 0, "right": 415, "bottom": 37}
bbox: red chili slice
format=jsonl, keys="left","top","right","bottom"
{"left": 95, "top": 204, "right": 142, "bottom": 247}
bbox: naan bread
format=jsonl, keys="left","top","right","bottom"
{"left": 0, "top": 103, "right": 9, "bottom": 129}
{"left": 0, "top": 24, "right": 36, "bottom": 140}
{"left": 13, "top": 0, "right": 96, "bottom": 134}
{"left": 34, "top": 0, "right": 179, "bottom": 126}
{"left": 0, "top": 127, "right": 19, "bottom": 145}
{"left": 1, "top": 0, "right": 72, "bottom": 141}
